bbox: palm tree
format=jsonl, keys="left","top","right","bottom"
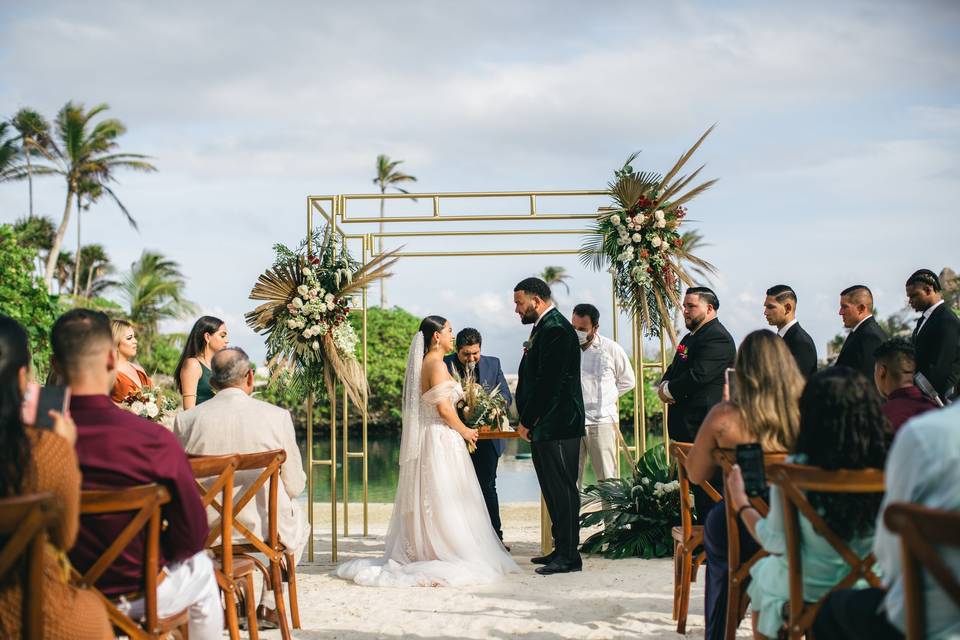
{"left": 10, "top": 108, "right": 53, "bottom": 218}
{"left": 0, "top": 122, "right": 19, "bottom": 182}
{"left": 372, "top": 154, "right": 417, "bottom": 307}
{"left": 78, "top": 244, "right": 114, "bottom": 298}
{"left": 54, "top": 250, "right": 75, "bottom": 295}
{"left": 42, "top": 102, "right": 156, "bottom": 290}
{"left": 678, "top": 230, "right": 712, "bottom": 284}
{"left": 119, "top": 251, "right": 196, "bottom": 359}
{"left": 13, "top": 215, "right": 55, "bottom": 278}
{"left": 539, "top": 266, "right": 572, "bottom": 295}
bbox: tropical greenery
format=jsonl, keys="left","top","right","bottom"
{"left": 580, "top": 443, "right": 685, "bottom": 559}
{"left": 538, "top": 266, "right": 572, "bottom": 295}
{"left": 373, "top": 154, "right": 417, "bottom": 307}
{"left": 0, "top": 122, "right": 22, "bottom": 182}
{"left": 9, "top": 108, "right": 53, "bottom": 218}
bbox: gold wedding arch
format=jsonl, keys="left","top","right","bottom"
{"left": 304, "top": 190, "right": 670, "bottom": 562}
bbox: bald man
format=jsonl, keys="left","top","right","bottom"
{"left": 835, "top": 285, "right": 888, "bottom": 380}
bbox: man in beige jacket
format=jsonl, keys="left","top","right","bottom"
{"left": 174, "top": 347, "right": 308, "bottom": 620}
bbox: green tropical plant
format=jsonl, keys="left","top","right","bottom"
{"left": 13, "top": 216, "right": 56, "bottom": 277}
{"left": 0, "top": 122, "right": 19, "bottom": 181}
{"left": 42, "top": 102, "right": 156, "bottom": 290}
{"left": 373, "top": 154, "right": 417, "bottom": 307}
{"left": 119, "top": 251, "right": 196, "bottom": 360}
{"left": 579, "top": 443, "right": 684, "bottom": 559}
{"left": 941, "top": 268, "right": 959, "bottom": 310}
{"left": 538, "top": 266, "right": 572, "bottom": 295}
{"left": 10, "top": 108, "right": 54, "bottom": 218}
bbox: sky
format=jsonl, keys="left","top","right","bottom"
{"left": 1, "top": 0, "right": 959, "bottom": 375}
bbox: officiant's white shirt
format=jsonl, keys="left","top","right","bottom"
{"left": 174, "top": 387, "right": 309, "bottom": 560}
{"left": 581, "top": 334, "right": 635, "bottom": 426}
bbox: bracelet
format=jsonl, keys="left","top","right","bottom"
{"left": 736, "top": 504, "right": 756, "bottom": 520}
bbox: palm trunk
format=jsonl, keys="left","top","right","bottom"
{"left": 26, "top": 152, "right": 34, "bottom": 219}
{"left": 43, "top": 187, "right": 75, "bottom": 290}
{"left": 378, "top": 188, "right": 387, "bottom": 308}
{"left": 85, "top": 263, "right": 95, "bottom": 298}
{"left": 73, "top": 198, "right": 82, "bottom": 296}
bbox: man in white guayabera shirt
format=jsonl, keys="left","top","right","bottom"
{"left": 570, "top": 303, "right": 635, "bottom": 489}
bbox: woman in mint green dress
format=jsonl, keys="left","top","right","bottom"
{"left": 726, "top": 368, "right": 891, "bottom": 639}
{"left": 174, "top": 316, "right": 229, "bottom": 410}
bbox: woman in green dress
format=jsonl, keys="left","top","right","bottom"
{"left": 725, "top": 368, "right": 891, "bottom": 639}
{"left": 174, "top": 316, "right": 229, "bottom": 410}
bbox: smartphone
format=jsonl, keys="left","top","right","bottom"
{"left": 735, "top": 443, "right": 767, "bottom": 498}
{"left": 21, "top": 384, "right": 70, "bottom": 430}
{"left": 725, "top": 367, "right": 737, "bottom": 402}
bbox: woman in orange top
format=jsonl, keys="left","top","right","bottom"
{"left": 110, "top": 319, "right": 153, "bottom": 403}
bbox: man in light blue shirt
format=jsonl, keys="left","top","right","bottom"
{"left": 814, "top": 402, "right": 960, "bottom": 639}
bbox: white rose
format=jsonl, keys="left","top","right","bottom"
{"left": 292, "top": 297, "right": 303, "bottom": 308}
{"left": 130, "top": 401, "right": 145, "bottom": 415}
{"left": 302, "top": 329, "right": 312, "bottom": 338}
{"left": 327, "top": 302, "right": 336, "bottom": 311}
{"left": 655, "top": 209, "right": 665, "bottom": 220}
{"left": 325, "top": 293, "right": 335, "bottom": 304}
{"left": 650, "top": 236, "right": 662, "bottom": 248}
{"left": 297, "top": 284, "right": 309, "bottom": 296}
{"left": 610, "top": 214, "right": 621, "bottom": 225}
{"left": 655, "top": 219, "right": 666, "bottom": 229}
{"left": 312, "top": 340, "right": 320, "bottom": 350}
{"left": 286, "top": 319, "right": 297, "bottom": 329}
{"left": 145, "top": 402, "right": 159, "bottom": 418}
{"left": 631, "top": 233, "right": 642, "bottom": 243}
{"left": 302, "top": 267, "right": 312, "bottom": 276}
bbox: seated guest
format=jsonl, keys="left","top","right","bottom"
{"left": 906, "top": 268, "right": 960, "bottom": 400}
{"left": 835, "top": 285, "right": 887, "bottom": 379}
{"left": 110, "top": 319, "right": 153, "bottom": 403}
{"left": 0, "top": 316, "right": 112, "bottom": 639}
{"left": 874, "top": 338, "right": 938, "bottom": 434}
{"left": 813, "top": 401, "right": 960, "bottom": 639}
{"left": 726, "top": 368, "right": 891, "bottom": 640}
{"left": 174, "top": 316, "right": 228, "bottom": 410}
{"left": 685, "top": 330, "right": 804, "bottom": 640}
{"left": 174, "top": 347, "right": 307, "bottom": 624}
{"left": 444, "top": 328, "right": 513, "bottom": 543}
{"left": 56, "top": 310, "right": 222, "bottom": 640}
{"left": 763, "top": 284, "right": 817, "bottom": 379}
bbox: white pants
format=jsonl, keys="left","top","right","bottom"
{"left": 123, "top": 551, "right": 223, "bottom": 640}
{"left": 578, "top": 422, "right": 620, "bottom": 490}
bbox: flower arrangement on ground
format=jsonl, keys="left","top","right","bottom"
{"left": 579, "top": 443, "right": 691, "bottom": 559}
{"left": 580, "top": 126, "right": 718, "bottom": 345}
{"left": 452, "top": 366, "right": 508, "bottom": 453}
{"left": 119, "top": 387, "right": 177, "bottom": 424}
{"left": 245, "top": 226, "right": 399, "bottom": 404}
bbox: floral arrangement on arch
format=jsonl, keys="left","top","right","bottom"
{"left": 581, "top": 126, "right": 718, "bottom": 345}
{"left": 245, "top": 226, "right": 399, "bottom": 404}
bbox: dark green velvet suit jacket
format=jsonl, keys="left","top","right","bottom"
{"left": 515, "top": 308, "right": 586, "bottom": 442}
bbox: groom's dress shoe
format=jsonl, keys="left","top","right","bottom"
{"left": 531, "top": 551, "right": 557, "bottom": 565}
{"left": 535, "top": 559, "right": 582, "bottom": 575}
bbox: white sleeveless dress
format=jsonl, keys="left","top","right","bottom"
{"left": 336, "top": 380, "right": 518, "bottom": 587}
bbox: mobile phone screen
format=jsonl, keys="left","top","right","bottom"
{"left": 735, "top": 443, "right": 766, "bottom": 498}
{"left": 34, "top": 385, "right": 70, "bottom": 430}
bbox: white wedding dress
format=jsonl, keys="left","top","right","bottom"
{"left": 336, "top": 334, "right": 518, "bottom": 587}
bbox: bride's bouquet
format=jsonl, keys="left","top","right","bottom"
{"left": 453, "top": 367, "right": 508, "bottom": 453}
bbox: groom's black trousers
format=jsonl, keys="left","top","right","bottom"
{"left": 531, "top": 436, "right": 581, "bottom": 563}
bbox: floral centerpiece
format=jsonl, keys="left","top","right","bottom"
{"left": 579, "top": 443, "right": 692, "bottom": 559}
{"left": 119, "top": 388, "right": 177, "bottom": 424}
{"left": 452, "top": 367, "right": 508, "bottom": 453}
{"left": 245, "top": 226, "right": 399, "bottom": 404}
{"left": 580, "top": 126, "right": 718, "bottom": 345}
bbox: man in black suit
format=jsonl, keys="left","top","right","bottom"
{"left": 835, "top": 285, "right": 887, "bottom": 380}
{"left": 906, "top": 269, "right": 960, "bottom": 399}
{"left": 657, "top": 287, "right": 736, "bottom": 444}
{"left": 513, "top": 277, "right": 585, "bottom": 575}
{"left": 444, "top": 328, "right": 513, "bottom": 544}
{"left": 763, "top": 284, "right": 818, "bottom": 379}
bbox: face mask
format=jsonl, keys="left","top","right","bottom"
{"left": 576, "top": 330, "right": 591, "bottom": 346}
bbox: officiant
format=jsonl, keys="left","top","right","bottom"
{"left": 444, "top": 328, "right": 513, "bottom": 544}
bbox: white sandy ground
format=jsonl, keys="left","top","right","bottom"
{"left": 248, "top": 502, "right": 751, "bottom": 639}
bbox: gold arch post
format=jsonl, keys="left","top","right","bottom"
{"left": 305, "top": 190, "right": 671, "bottom": 561}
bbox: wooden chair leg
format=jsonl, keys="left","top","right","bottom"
{"left": 672, "top": 541, "right": 681, "bottom": 620}
{"left": 283, "top": 551, "right": 301, "bottom": 629}
{"left": 270, "top": 560, "right": 292, "bottom": 640}
{"left": 243, "top": 573, "right": 259, "bottom": 640}
{"left": 725, "top": 574, "right": 741, "bottom": 639}
{"left": 223, "top": 582, "right": 240, "bottom": 640}
{"left": 677, "top": 549, "right": 693, "bottom": 634}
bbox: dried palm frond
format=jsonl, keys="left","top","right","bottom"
{"left": 320, "top": 332, "right": 367, "bottom": 407}
{"left": 337, "top": 246, "right": 402, "bottom": 297}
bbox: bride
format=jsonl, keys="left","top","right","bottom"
{"left": 336, "top": 315, "right": 519, "bottom": 587}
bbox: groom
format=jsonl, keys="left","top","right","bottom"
{"left": 513, "top": 277, "right": 585, "bottom": 575}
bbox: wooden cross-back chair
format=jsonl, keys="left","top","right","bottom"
{"left": 72, "top": 484, "right": 189, "bottom": 639}
{"left": 712, "top": 448, "right": 787, "bottom": 640}
{"left": 0, "top": 492, "right": 60, "bottom": 640}
{"left": 203, "top": 449, "right": 298, "bottom": 640}
{"left": 884, "top": 502, "right": 960, "bottom": 640}
{"left": 190, "top": 453, "right": 258, "bottom": 640}
{"left": 670, "top": 441, "right": 722, "bottom": 634}
{"left": 769, "top": 463, "right": 886, "bottom": 640}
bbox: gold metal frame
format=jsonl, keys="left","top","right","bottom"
{"left": 304, "top": 190, "right": 669, "bottom": 561}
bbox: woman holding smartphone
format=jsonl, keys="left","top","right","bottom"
{"left": 0, "top": 315, "right": 111, "bottom": 639}
{"left": 684, "top": 330, "right": 805, "bottom": 640}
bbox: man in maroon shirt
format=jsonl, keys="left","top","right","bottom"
{"left": 874, "top": 338, "right": 939, "bottom": 434}
{"left": 53, "top": 310, "right": 223, "bottom": 639}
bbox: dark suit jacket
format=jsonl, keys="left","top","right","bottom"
{"left": 444, "top": 353, "right": 513, "bottom": 455}
{"left": 782, "top": 322, "right": 818, "bottom": 379}
{"left": 516, "top": 308, "right": 586, "bottom": 442}
{"left": 914, "top": 303, "right": 960, "bottom": 397}
{"left": 660, "top": 317, "right": 736, "bottom": 443}
{"left": 835, "top": 316, "right": 887, "bottom": 381}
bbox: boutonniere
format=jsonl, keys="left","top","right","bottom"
{"left": 677, "top": 344, "right": 689, "bottom": 361}
{"left": 522, "top": 334, "right": 537, "bottom": 354}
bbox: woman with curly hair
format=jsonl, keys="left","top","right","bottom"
{"left": 726, "top": 367, "right": 892, "bottom": 639}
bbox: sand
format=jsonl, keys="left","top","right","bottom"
{"left": 249, "top": 502, "right": 747, "bottom": 639}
